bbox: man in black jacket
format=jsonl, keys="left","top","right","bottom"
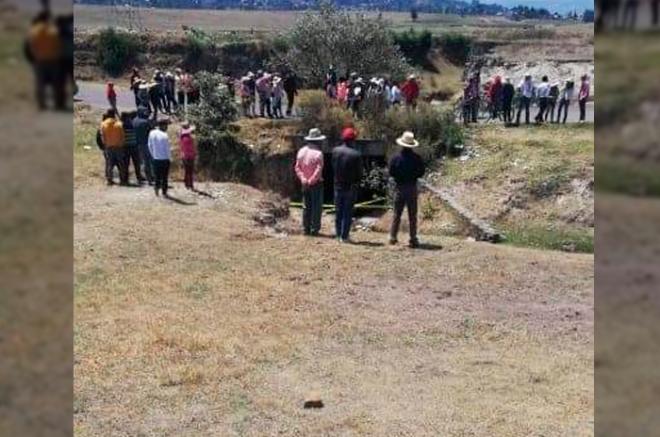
{"left": 332, "top": 127, "right": 362, "bottom": 243}
{"left": 501, "top": 77, "right": 515, "bottom": 124}
{"left": 132, "top": 107, "right": 153, "bottom": 185}
{"left": 389, "top": 131, "right": 425, "bottom": 248}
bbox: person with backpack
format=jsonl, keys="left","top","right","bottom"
{"left": 100, "top": 109, "right": 128, "bottom": 186}
{"left": 388, "top": 131, "right": 425, "bottom": 248}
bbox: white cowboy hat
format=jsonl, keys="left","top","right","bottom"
{"left": 396, "top": 131, "right": 419, "bottom": 148}
{"left": 408, "top": 74, "right": 416, "bottom": 80}
{"left": 304, "top": 128, "right": 326, "bottom": 142}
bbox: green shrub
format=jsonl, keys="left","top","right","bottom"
{"left": 297, "top": 90, "right": 354, "bottom": 146}
{"left": 96, "top": 28, "right": 141, "bottom": 76}
{"left": 392, "top": 29, "right": 433, "bottom": 66}
{"left": 436, "top": 33, "right": 473, "bottom": 65}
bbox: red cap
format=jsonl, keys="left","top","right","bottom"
{"left": 341, "top": 127, "right": 357, "bottom": 141}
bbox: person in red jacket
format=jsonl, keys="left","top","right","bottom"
{"left": 106, "top": 82, "right": 117, "bottom": 112}
{"left": 400, "top": 74, "right": 420, "bottom": 110}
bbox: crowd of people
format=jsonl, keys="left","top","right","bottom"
{"left": 295, "top": 126, "right": 425, "bottom": 247}
{"left": 323, "top": 67, "right": 421, "bottom": 116}
{"left": 237, "top": 70, "right": 299, "bottom": 118}
{"left": 97, "top": 108, "right": 196, "bottom": 197}
{"left": 462, "top": 72, "right": 592, "bottom": 125}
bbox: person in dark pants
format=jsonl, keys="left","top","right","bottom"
{"left": 295, "top": 128, "right": 326, "bottom": 236}
{"left": 534, "top": 76, "right": 550, "bottom": 124}
{"left": 178, "top": 121, "right": 197, "bottom": 190}
{"left": 578, "top": 74, "right": 590, "bottom": 123}
{"left": 555, "top": 80, "right": 574, "bottom": 124}
{"left": 332, "top": 127, "right": 362, "bottom": 243}
{"left": 515, "top": 74, "right": 534, "bottom": 125}
{"left": 132, "top": 107, "right": 153, "bottom": 185}
{"left": 501, "top": 77, "right": 515, "bottom": 124}
{"left": 388, "top": 131, "right": 425, "bottom": 248}
{"left": 148, "top": 118, "right": 172, "bottom": 197}
{"left": 100, "top": 109, "right": 128, "bottom": 186}
{"left": 545, "top": 82, "right": 559, "bottom": 122}
{"left": 121, "top": 111, "right": 143, "bottom": 184}
{"left": 283, "top": 72, "right": 298, "bottom": 117}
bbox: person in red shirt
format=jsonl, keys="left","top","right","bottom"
{"left": 178, "top": 121, "right": 197, "bottom": 190}
{"left": 106, "top": 82, "right": 117, "bottom": 112}
{"left": 295, "top": 128, "right": 326, "bottom": 236}
{"left": 400, "top": 74, "right": 420, "bottom": 110}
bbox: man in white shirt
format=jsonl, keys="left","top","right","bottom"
{"left": 535, "top": 75, "right": 550, "bottom": 123}
{"left": 515, "top": 74, "right": 534, "bottom": 125}
{"left": 148, "top": 118, "right": 172, "bottom": 197}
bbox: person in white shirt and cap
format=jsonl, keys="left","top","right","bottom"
{"left": 148, "top": 117, "right": 172, "bottom": 197}
{"left": 515, "top": 73, "right": 535, "bottom": 125}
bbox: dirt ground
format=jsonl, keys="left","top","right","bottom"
{"left": 74, "top": 149, "right": 593, "bottom": 435}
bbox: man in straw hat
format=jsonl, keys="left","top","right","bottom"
{"left": 332, "top": 127, "right": 362, "bottom": 243}
{"left": 295, "top": 128, "right": 326, "bottom": 236}
{"left": 148, "top": 117, "right": 172, "bottom": 197}
{"left": 389, "top": 131, "right": 425, "bottom": 248}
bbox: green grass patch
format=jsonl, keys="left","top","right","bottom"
{"left": 597, "top": 158, "right": 660, "bottom": 196}
{"left": 501, "top": 225, "right": 593, "bottom": 253}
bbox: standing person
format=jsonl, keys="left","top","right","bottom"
{"left": 133, "top": 107, "right": 153, "bottom": 185}
{"left": 332, "top": 127, "right": 362, "bottom": 243}
{"left": 283, "top": 71, "right": 298, "bottom": 117}
{"left": 546, "top": 82, "right": 560, "bottom": 122}
{"left": 164, "top": 72, "right": 177, "bottom": 112}
{"left": 337, "top": 77, "right": 349, "bottom": 105}
{"left": 179, "top": 121, "right": 197, "bottom": 191}
{"left": 578, "top": 74, "right": 590, "bottom": 123}
{"left": 148, "top": 82, "right": 162, "bottom": 120}
{"left": 246, "top": 71, "right": 257, "bottom": 117}
{"left": 130, "top": 67, "right": 141, "bottom": 107}
{"left": 100, "top": 109, "right": 128, "bottom": 186}
{"left": 179, "top": 69, "right": 194, "bottom": 111}
{"left": 24, "top": 10, "right": 63, "bottom": 110}
{"left": 271, "top": 76, "right": 285, "bottom": 119}
{"left": 488, "top": 75, "right": 503, "bottom": 120}
{"left": 348, "top": 77, "right": 365, "bottom": 117}
{"left": 295, "top": 128, "right": 326, "bottom": 236}
{"left": 239, "top": 76, "right": 252, "bottom": 118}
{"left": 148, "top": 118, "right": 172, "bottom": 197}
{"left": 121, "top": 111, "right": 143, "bottom": 184}
{"left": 556, "top": 80, "right": 574, "bottom": 124}
{"left": 388, "top": 131, "right": 425, "bottom": 248}
{"left": 175, "top": 68, "right": 185, "bottom": 106}
{"left": 401, "top": 74, "right": 420, "bottom": 110}
{"left": 535, "top": 75, "right": 550, "bottom": 123}
{"left": 256, "top": 72, "right": 272, "bottom": 118}
{"left": 501, "top": 77, "right": 515, "bottom": 124}
{"left": 389, "top": 80, "right": 402, "bottom": 106}
{"left": 515, "top": 74, "right": 534, "bottom": 125}
{"left": 325, "top": 65, "right": 338, "bottom": 98}
{"left": 106, "top": 82, "right": 117, "bottom": 112}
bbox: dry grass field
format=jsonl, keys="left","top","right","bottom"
{"left": 74, "top": 107, "right": 593, "bottom": 435}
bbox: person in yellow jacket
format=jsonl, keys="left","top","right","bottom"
{"left": 100, "top": 109, "right": 129, "bottom": 186}
{"left": 24, "top": 11, "right": 64, "bottom": 110}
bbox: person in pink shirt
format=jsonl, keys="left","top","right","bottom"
{"left": 179, "top": 121, "right": 197, "bottom": 190}
{"left": 295, "top": 128, "right": 326, "bottom": 236}
{"left": 578, "top": 74, "right": 591, "bottom": 123}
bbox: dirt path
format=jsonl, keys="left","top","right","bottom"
{"left": 74, "top": 182, "right": 593, "bottom": 436}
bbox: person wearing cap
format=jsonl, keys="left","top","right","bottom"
{"left": 332, "top": 127, "right": 363, "bottom": 243}
{"left": 100, "top": 109, "right": 128, "bottom": 186}
{"left": 148, "top": 118, "right": 172, "bottom": 197}
{"left": 556, "top": 80, "right": 574, "bottom": 124}
{"left": 179, "top": 121, "right": 197, "bottom": 190}
{"left": 295, "top": 128, "right": 326, "bottom": 236}
{"left": 578, "top": 74, "right": 590, "bottom": 123}
{"left": 132, "top": 106, "right": 153, "bottom": 185}
{"left": 515, "top": 74, "right": 534, "bottom": 125}
{"left": 389, "top": 131, "right": 425, "bottom": 248}
{"left": 501, "top": 77, "right": 515, "bottom": 124}
{"left": 535, "top": 75, "right": 550, "bottom": 123}
{"left": 401, "top": 74, "right": 420, "bottom": 110}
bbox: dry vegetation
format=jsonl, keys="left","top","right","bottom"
{"left": 74, "top": 107, "right": 593, "bottom": 435}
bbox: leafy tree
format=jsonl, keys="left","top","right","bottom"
{"left": 96, "top": 28, "right": 141, "bottom": 76}
{"left": 187, "top": 72, "right": 253, "bottom": 181}
{"left": 281, "top": 2, "right": 409, "bottom": 87}
{"left": 392, "top": 28, "right": 432, "bottom": 66}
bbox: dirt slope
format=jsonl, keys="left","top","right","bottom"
{"left": 74, "top": 181, "right": 593, "bottom": 436}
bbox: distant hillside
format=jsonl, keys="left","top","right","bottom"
{"left": 74, "top": 0, "right": 592, "bottom": 15}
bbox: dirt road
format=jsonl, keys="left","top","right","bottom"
{"left": 74, "top": 179, "right": 593, "bottom": 436}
